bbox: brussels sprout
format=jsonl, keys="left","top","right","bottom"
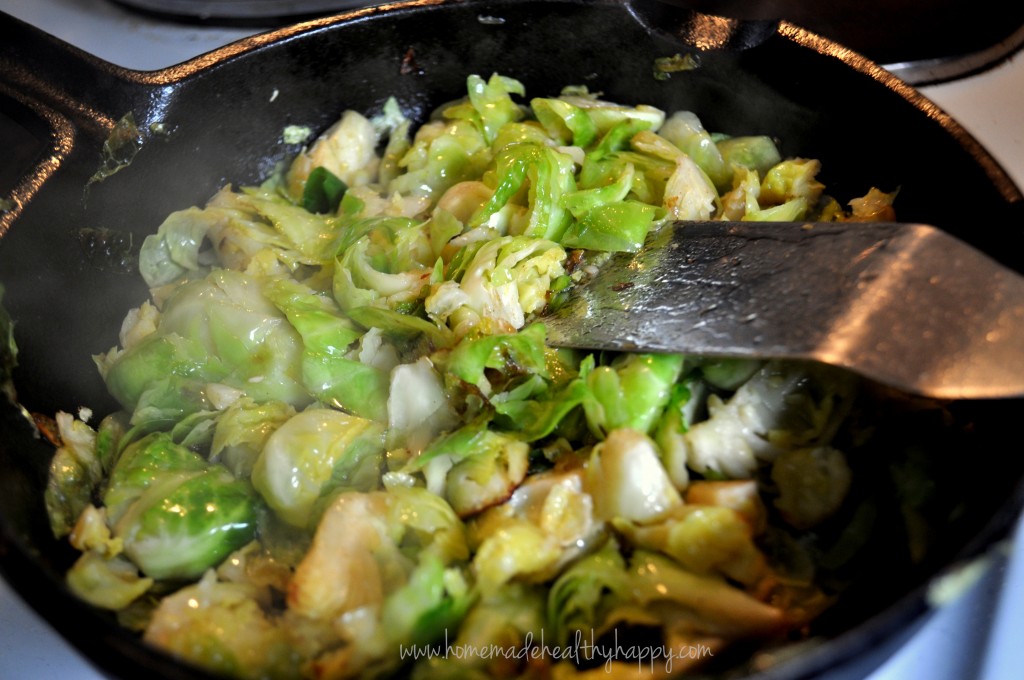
{"left": 110, "top": 301, "right": 162, "bottom": 362}
{"left": 445, "top": 323, "right": 549, "bottom": 394}
{"left": 847, "top": 186, "right": 899, "bottom": 221}
{"left": 252, "top": 407, "right": 385, "bottom": 528}
{"left": 556, "top": 94, "right": 665, "bottom": 135}
{"left": 210, "top": 398, "right": 297, "bottom": 478}
{"left": 759, "top": 158, "right": 825, "bottom": 206}
{"left": 531, "top": 97, "right": 598, "bottom": 147}
{"left": 771, "top": 445, "right": 853, "bottom": 529}
{"left": 234, "top": 188, "right": 346, "bottom": 265}
{"left": 745, "top": 196, "right": 809, "bottom": 222}
{"left": 137, "top": 207, "right": 217, "bottom": 288}
{"left": 472, "top": 521, "right": 561, "bottom": 593}
{"left": 486, "top": 121, "right": 554, "bottom": 159}
{"left": 653, "top": 376, "right": 706, "bottom": 491}
{"left": 346, "top": 305, "right": 454, "bottom": 353}
{"left": 158, "top": 270, "right": 307, "bottom": 397}
{"left": 493, "top": 376, "right": 590, "bottom": 442}
{"left": 103, "top": 431, "right": 209, "bottom": 525}
{"left": 410, "top": 583, "right": 545, "bottom": 680}
{"left": 717, "top": 135, "right": 782, "bottom": 180}
{"left": 387, "top": 486, "right": 470, "bottom": 565}
{"left": 578, "top": 118, "right": 669, "bottom": 201}
{"left": 658, "top": 110, "right": 729, "bottom": 190}
{"left": 166, "top": 406, "right": 222, "bottom": 451}
{"left": 683, "top": 360, "right": 858, "bottom": 478}
{"left": 288, "top": 488, "right": 467, "bottom": 626}
{"left": 381, "top": 554, "right": 474, "bottom": 649}
{"left": 561, "top": 200, "right": 659, "bottom": 254}
{"left": 113, "top": 465, "right": 260, "bottom": 580}
{"left": 144, "top": 571, "right": 301, "bottom": 679}
{"left": 547, "top": 540, "right": 631, "bottom": 646}
{"left": 44, "top": 412, "right": 103, "bottom": 538}
{"left": 625, "top": 551, "right": 786, "bottom": 638}
{"left": 306, "top": 352, "right": 391, "bottom": 423}
{"left": 581, "top": 353, "right": 685, "bottom": 437}
{"left": 125, "top": 375, "right": 218, "bottom": 439}
{"left": 388, "top": 118, "right": 490, "bottom": 200}
{"left": 388, "top": 356, "right": 459, "bottom": 454}
{"left": 613, "top": 504, "right": 767, "bottom": 586}
{"left": 66, "top": 551, "right": 153, "bottom": 610}
{"left": 137, "top": 184, "right": 340, "bottom": 288}
{"left": 470, "top": 467, "right": 602, "bottom": 590}
{"left": 560, "top": 162, "right": 635, "bottom": 220}
{"left": 68, "top": 504, "right": 121, "bottom": 556}
{"left": 663, "top": 153, "right": 719, "bottom": 221}
{"left": 372, "top": 97, "right": 413, "bottom": 187}
{"left": 285, "top": 109, "right": 381, "bottom": 201}
{"left": 351, "top": 325, "right": 403, "bottom": 374}
{"left": 718, "top": 157, "right": 822, "bottom": 223}
{"left": 332, "top": 217, "right": 434, "bottom": 313}
{"left": 720, "top": 166, "right": 763, "bottom": 221}
{"left": 629, "top": 128, "right": 689, "bottom": 164}
{"left": 425, "top": 236, "right": 566, "bottom": 338}
{"left": 456, "top": 73, "right": 527, "bottom": 145}
{"left": 102, "top": 334, "right": 212, "bottom": 413}
{"left": 264, "top": 276, "right": 389, "bottom": 421}
{"left": 586, "top": 428, "right": 682, "bottom": 524}
{"left": 685, "top": 479, "right": 768, "bottom": 535}
{"left": 414, "top": 422, "right": 530, "bottom": 517}
{"left": 103, "top": 268, "right": 311, "bottom": 415}
{"left": 201, "top": 186, "right": 299, "bottom": 273}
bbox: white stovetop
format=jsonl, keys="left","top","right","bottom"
{"left": 1, "top": 1, "right": 1023, "bottom": 679}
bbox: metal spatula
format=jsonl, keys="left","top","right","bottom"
{"left": 542, "top": 221, "right": 1024, "bottom": 400}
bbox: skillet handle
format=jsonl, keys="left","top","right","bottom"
{"left": 0, "top": 11, "right": 142, "bottom": 233}
{"left": 0, "top": 11, "right": 138, "bottom": 121}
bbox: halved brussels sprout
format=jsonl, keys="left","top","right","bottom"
{"left": 252, "top": 407, "right": 385, "bottom": 528}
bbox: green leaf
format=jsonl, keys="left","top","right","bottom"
{"left": 455, "top": 73, "right": 526, "bottom": 145}
{"left": 494, "top": 377, "right": 589, "bottom": 442}
{"left": 471, "top": 144, "right": 577, "bottom": 241}
{"left": 302, "top": 166, "right": 348, "bottom": 214}
{"left": 582, "top": 353, "right": 686, "bottom": 436}
{"left": 446, "top": 323, "right": 549, "bottom": 386}
{"left": 138, "top": 208, "right": 213, "bottom": 288}
{"left": 303, "top": 352, "right": 390, "bottom": 422}
{"left": 346, "top": 305, "right": 454, "bottom": 350}
{"left": 560, "top": 201, "right": 658, "bottom": 253}
{"left": 547, "top": 540, "right": 629, "bottom": 645}
{"left": 531, "top": 98, "right": 598, "bottom": 147}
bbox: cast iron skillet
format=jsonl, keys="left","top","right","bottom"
{"left": 1, "top": 1, "right": 1023, "bottom": 678}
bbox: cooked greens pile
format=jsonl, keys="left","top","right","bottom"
{"left": 46, "top": 74, "right": 904, "bottom": 679}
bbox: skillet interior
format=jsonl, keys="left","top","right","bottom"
{"left": 1, "top": 1, "right": 1023, "bottom": 678}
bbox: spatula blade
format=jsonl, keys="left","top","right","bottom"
{"left": 542, "top": 221, "right": 1024, "bottom": 399}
